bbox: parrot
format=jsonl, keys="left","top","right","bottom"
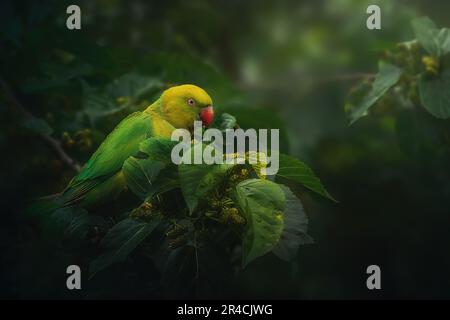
{"left": 47, "top": 84, "right": 214, "bottom": 210}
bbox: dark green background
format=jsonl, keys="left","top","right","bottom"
{"left": 1, "top": 0, "right": 450, "bottom": 299}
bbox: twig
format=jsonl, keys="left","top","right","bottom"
{"left": 319, "top": 72, "right": 376, "bottom": 83}
{"left": 0, "top": 77, "right": 81, "bottom": 172}
{"left": 238, "top": 72, "right": 376, "bottom": 91}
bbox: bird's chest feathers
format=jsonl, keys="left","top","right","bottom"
{"left": 149, "top": 112, "right": 176, "bottom": 137}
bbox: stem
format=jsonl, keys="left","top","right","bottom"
{"left": 320, "top": 72, "right": 376, "bottom": 82}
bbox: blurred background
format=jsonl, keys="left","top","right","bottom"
{"left": 1, "top": 0, "right": 450, "bottom": 299}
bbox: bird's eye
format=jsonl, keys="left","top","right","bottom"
{"left": 187, "top": 98, "right": 196, "bottom": 106}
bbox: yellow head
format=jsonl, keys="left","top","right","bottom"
{"left": 160, "top": 84, "right": 214, "bottom": 129}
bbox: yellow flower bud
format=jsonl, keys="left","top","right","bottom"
{"left": 422, "top": 56, "right": 439, "bottom": 75}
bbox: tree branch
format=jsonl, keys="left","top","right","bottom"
{"left": 238, "top": 72, "right": 376, "bottom": 92}
{"left": 0, "top": 77, "right": 81, "bottom": 172}
{"left": 319, "top": 72, "right": 376, "bottom": 83}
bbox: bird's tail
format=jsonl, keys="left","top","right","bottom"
{"left": 25, "top": 193, "right": 63, "bottom": 219}
{"left": 25, "top": 193, "right": 72, "bottom": 240}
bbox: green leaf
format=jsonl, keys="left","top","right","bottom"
{"left": 105, "top": 73, "right": 162, "bottom": 99}
{"left": 124, "top": 137, "right": 181, "bottom": 200}
{"left": 348, "top": 64, "right": 402, "bottom": 124}
{"left": 235, "top": 179, "right": 285, "bottom": 267}
{"left": 21, "top": 117, "right": 53, "bottom": 135}
{"left": 246, "top": 151, "right": 268, "bottom": 179}
{"left": 23, "top": 61, "right": 93, "bottom": 93}
{"left": 179, "top": 163, "right": 231, "bottom": 213}
{"left": 418, "top": 70, "right": 450, "bottom": 119}
{"left": 412, "top": 17, "right": 440, "bottom": 56}
{"left": 51, "top": 207, "right": 106, "bottom": 239}
{"left": 412, "top": 17, "right": 450, "bottom": 57}
{"left": 144, "top": 165, "right": 179, "bottom": 201}
{"left": 89, "top": 216, "right": 162, "bottom": 277}
{"left": 344, "top": 81, "right": 372, "bottom": 114}
{"left": 82, "top": 73, "right": 162, "bottom": 120}
{"left": 139, "top": 137, "right": 178, "bottom": 163}
{"left": 123, "top": 157, "right": 165, "bottom": 200}
{"left": 51, "top": 207, "right": 87, "bottom": 232}
{"left": 64, "top": 213, "right": 90, "bottom": 238}
{"left": 82, "top": 91, "right": 115, "bottom": 121}
{"left": 276, "top": 153, "right": 336, "bottom": 201}
{"left": 215, "top": 113, "right": 237, "bottom": 131}
{"left": 272, "top": 185, "right": 313, "bottom": 261}
{"left": 178, "top": 143, "right": 233, "bottom": 213}
{"left": 439, "top": 29, "right": 450, "bottom": 55}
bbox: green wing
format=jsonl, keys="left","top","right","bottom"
{"left": 63, "top": 111, "right": 153, "bottom": 205}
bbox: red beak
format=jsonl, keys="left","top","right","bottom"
{"left": 199, "top": 105, "right": 214, "bottom": 127}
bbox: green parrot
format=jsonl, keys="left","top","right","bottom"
{"left": 58, "top": 84, "right": 214, "bottom": 209}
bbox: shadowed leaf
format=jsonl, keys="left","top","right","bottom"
{"left": 419, "top": 70, "right": 450, "bottom": 119}
{"left": 272, "top": 185, "right": 313, "bottom": 261}
{"left": 235, "top": 179, "right": 285, "bottom": 267}
{"left": 90, "top": 216, "right": 162, "bottom": 277}
{"left": 348, "top": 64, "right": 402, "bottom": 124}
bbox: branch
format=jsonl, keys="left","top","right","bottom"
{"left": 238, "top": 72, "right": 376, "bottom": 92}
{"left": 0, "top": 77, "right": 81, "bottom": 172}
{"left": 319, "top": 72, "right": 376, "bottom": 83}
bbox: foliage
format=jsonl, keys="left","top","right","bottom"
{"left": 346, "top": 17, "right": 450, "bottom": 122}
{"left": 347, "top": 64, "right": 402, "bottom": 124}
{"left": 69, "top": 127, "right": 330, "bottom": 291}
{"left": 90, "top": 215, "right": 163, "bottom": 277}
{"left": 5, "top": 0, "right": 449, "bottom": 300}
{"left": 343, "top": 17, "right": 450, "bottom": 191}
{"left": 25, "top": 114, "right": 330, "bottom": 297}
{"left": 0, "top": 0, "right": 334, "bottom": 295}
{"left": 276, "top": 153, "right": 336, "bottom": 201}
{"left": 235, "top": 179, "right": 285, "bottom": 267}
